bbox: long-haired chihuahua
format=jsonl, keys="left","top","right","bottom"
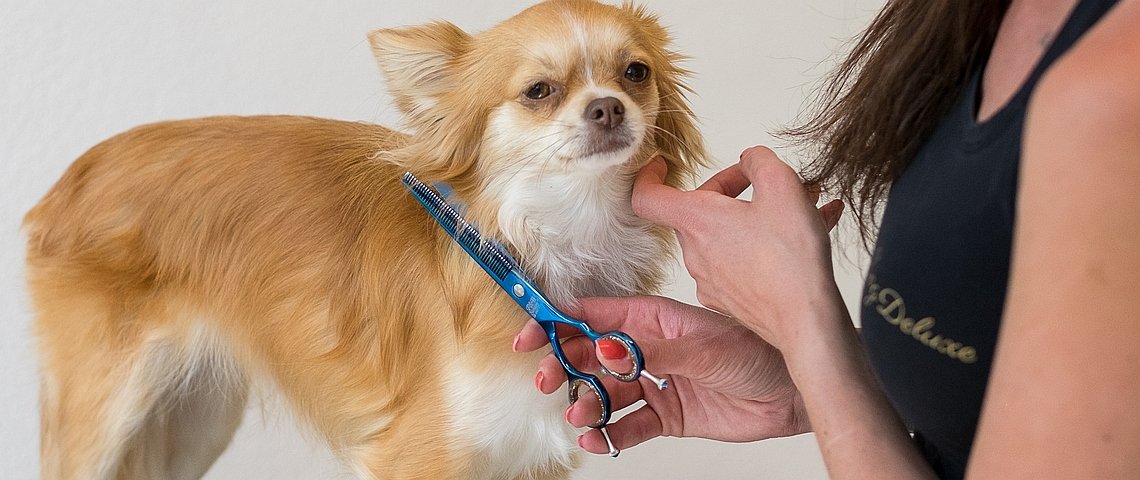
{"left": 23, "top": 0, "right": 706, "bottom": 478}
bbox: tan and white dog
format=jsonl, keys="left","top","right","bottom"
{"left": 23, "top": 1, "right": 706, "bottom": 478}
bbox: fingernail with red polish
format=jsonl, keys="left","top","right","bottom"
{"left": 597, "top": 338, "right": 628, "bottom": 360}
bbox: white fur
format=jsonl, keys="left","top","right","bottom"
{"left": 445, "top": 355, "right": 578, "bottom": 479}
{"left": 568, "top": 14, "right": 594, "bottom": 82}
{"left": 82, "top": 320, "right": 247, "bottom": 480}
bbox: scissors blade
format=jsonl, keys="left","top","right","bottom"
{"left": 402, "top": 172, "right": 524, "bottom": 284}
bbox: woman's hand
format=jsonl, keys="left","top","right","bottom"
{"left": 513, "top": 295, "right": 810, "bottom": 454}
{"left": 633, "top": 148, "right": 845, "bottom": 349}
{"left": 512, "top": 148, "right": 932, "bottom": 474}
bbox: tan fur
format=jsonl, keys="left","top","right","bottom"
{"left": 24, "top": 1, "right": 706, "bottom": 479}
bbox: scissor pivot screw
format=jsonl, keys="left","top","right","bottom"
{"left": 513, "top": 284, "right": 525, "bottom": 297}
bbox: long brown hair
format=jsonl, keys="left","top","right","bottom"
{"left": 785, "top": 0, "right": 1009, "bottom": 246}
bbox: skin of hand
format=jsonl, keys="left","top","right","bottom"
{"left": 512, "top": 295, "right": 811, "bottom": 454}
{"left": 632, "top": 147, "right": 845, "bottom": 350}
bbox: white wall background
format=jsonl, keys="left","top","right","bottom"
{"left": 1, "top": 0, "right": 882, "bottom": 478}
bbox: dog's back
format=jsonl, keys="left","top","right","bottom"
{"left": 24, "top": 116, "right": 482, "bottom": 479}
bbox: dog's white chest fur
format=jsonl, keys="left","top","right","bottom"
{"left": 445, "top": 356, "right": 578, "bottom": 478}
{"left": 494, "top": 167, "right": 661, "bottom": 307}
{"left": 441, "top": 168, "right": 660, "bottom": 476}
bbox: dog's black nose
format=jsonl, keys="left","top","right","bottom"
{"left": 584, "top": 97, "right": 625, "bottom": 129}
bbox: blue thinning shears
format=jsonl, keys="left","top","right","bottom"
{"left": 401, "top": 172, "right": 668, "bottom": 457}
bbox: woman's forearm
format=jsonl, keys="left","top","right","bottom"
{"left": 778, "top": 294, "right": 936, "bottom": 479}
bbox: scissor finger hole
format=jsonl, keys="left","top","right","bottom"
{"left": 569, "top": 379, "right": 607, "bottom": 428}
{"left": 597, "top": 334, "right": 638, "bottom": 382}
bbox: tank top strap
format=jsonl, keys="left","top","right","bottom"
{"left": 966, "top": 0, "right": 1120, "bottom": 144}
{"left": 1025, "top": 0, "right": 1121, "bottom": 92}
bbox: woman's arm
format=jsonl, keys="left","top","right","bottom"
{"left": 630, "top": 150, "right": 937, "bottom": 478}
{"left": 778, "top": 293, "right": 937, "bottom": 479}
{"left": 968, "top": 1, "right": 1140, "bottom": 477}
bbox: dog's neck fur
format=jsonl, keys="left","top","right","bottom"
{"left": 483, "top": 160, "right": 667, "bottom": 308}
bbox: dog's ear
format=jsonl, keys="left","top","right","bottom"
{"left": 368, "top": 22, "right": 471, "bottom": 121}
{"left": 623, "top": 3, "right": 709, "bottom": 187}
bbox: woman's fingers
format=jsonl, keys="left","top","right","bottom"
{"left": 739, "top": 146, "right": 845, "bottom": 234}
{"left": 513, "top": 320, "right": 585, "bottom": 353}
{"left": 537, "top": 334, "right": 676, "bottom": 396}
{"left": 562, "top": 297, "right": 639, "bottom": 332}
{"left": 536, "top": 336, "right": 597, "bottom": 393}
{"left": 631, "top": 158, "right": 691, "bottom": 227}
{"left": 819, "top": 199, "right": 845, "bottom": 232}
{"left": 536, "top": 351, "right": 569, "bottom": 394}
{"left": 565, "top": 379, "right": 646, "bottom": 428}
{"left": 578, "top": 405, "right": 666, "bottom": 455}
{"left": 517, "top": 296, "right": 659, "bottom": 356}
{"left": 634, "top": 147, "right": 836, "bottom": 245}
{"left": 738, "top": 146, "right": 806, "bottom": 204}
{"left": 696, "top": 163, "right": 751, "bottom": 197}
{"left": 513, "top": 320, "right": 549, "bottom": 353}
{"left": 633, "top": 157, "right": 761, "bottom": 230}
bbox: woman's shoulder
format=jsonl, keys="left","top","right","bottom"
{"left": 1033, "top": 0, "right": 1140, "bottom": 131}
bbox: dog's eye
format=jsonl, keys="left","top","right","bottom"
{"left": 624, "top": 62, "right": 650, "bottom": 83}
{"left": 525, "top": 82, "right": 552, "bottom": 100}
